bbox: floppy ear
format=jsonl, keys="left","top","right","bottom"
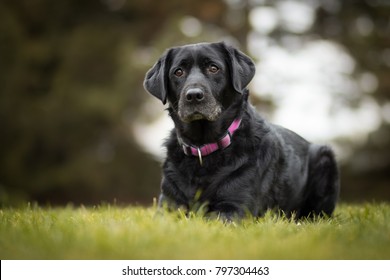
{"left": 221, "top": 42, "right": 256, "bottom": 94}
{"left": 143, "top": 49, "right": 172, "bottom": 105}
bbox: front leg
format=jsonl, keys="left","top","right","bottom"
{"left": 158, "top": 175, "right": 189, "bottom": 211}
{"left": 202, "top": 162, "right": 260, "bottom": 220}
{"left": 206, "top": 201, "right": 248, "bottom": 221}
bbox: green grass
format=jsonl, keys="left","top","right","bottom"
{"left": 0, "top": 203, "right": 389, "bottom": 259}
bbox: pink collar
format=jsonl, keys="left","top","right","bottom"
{"left": 180, "top": 118, "right": 242, "bottom": 165}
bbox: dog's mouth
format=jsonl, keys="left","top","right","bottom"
{"left": 179, "top": 111, "right": 220, "bottom": 122}
{"left": 184, "top": 112, "right": 206, "bottom": 122}
{"left": 178, "top": 106, "right": 222, "bottom": 123}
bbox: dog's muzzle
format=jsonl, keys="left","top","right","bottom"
{"left": 178, "top": 86, "right": 222, "bottom": 123}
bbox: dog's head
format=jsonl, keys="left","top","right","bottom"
{"left": 143, "top": 42, "right": 255, "bottom": 123}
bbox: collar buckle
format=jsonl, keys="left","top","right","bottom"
{"left": 197, "top": 147, "right": 203, "bottom": 166}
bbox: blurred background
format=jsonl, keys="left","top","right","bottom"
{"left": 0, "top": 0, "right": 389, "bottom": 207}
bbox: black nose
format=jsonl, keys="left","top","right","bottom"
{"left": 185, "top": 88, "right": 204, "bottom": 102}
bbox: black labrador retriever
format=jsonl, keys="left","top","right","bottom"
{"left": 144, "top": 42, "right": 340, "bottom": 220}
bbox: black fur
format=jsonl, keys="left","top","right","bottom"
{"left": 144, "top": 42, "right": 340, "bottom": 220}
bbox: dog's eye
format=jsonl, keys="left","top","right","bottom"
{"left": 208, "top": 65, "right": 219, "bottom": 74}
{"left": 174, "top": 68, "right": 184, "bottom": 77}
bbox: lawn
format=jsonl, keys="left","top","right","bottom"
{"left": 0, "top": 203, "right": 389, "bottom": 259}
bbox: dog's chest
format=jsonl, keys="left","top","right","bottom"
{"left": 180, "top": 159, "right": 228, "bottom": 202}
{"left": 181, "top": 164, "right": 217, "bottom": 201}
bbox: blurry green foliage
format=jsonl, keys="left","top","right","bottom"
{"left": 0, "top": 0, "right": 231, "bottom": 206}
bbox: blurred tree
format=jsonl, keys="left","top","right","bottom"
{"left": 0, "top": 0, "right": 236, "bottom": 206}
{"left": 247, "top": 0, "right": 390, "bottom": 201}
{"left": 313, "top": 0, "right": 390, "bottom": 201}
{"left": 0, "top": 0, "right": 164, "bottom": 205}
